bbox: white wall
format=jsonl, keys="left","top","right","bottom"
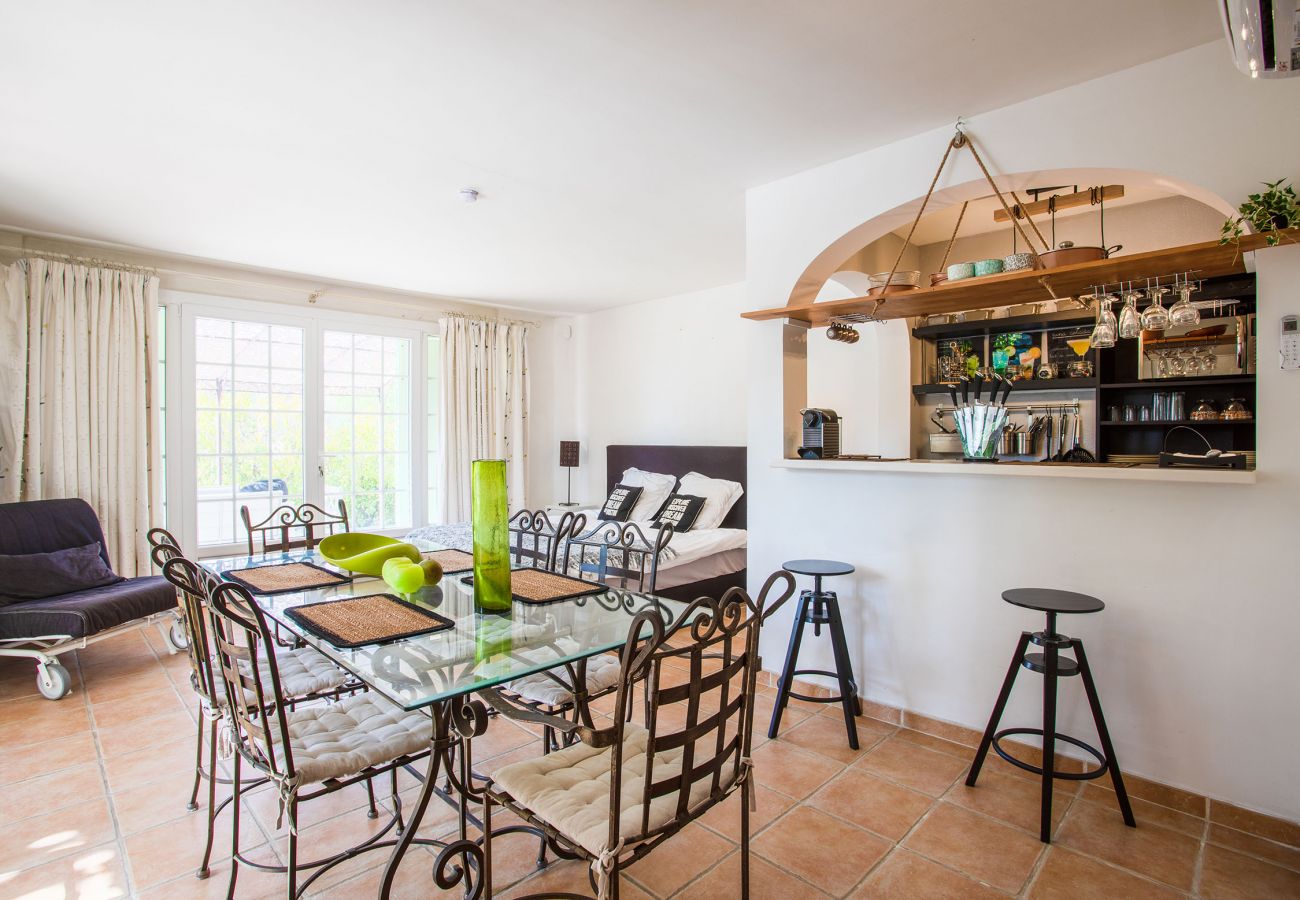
{"left": 568, "top": 283, "right": 749, "bottom": 502}
{"left": 746, "top": 42, "right": 1300, "bottom": 821}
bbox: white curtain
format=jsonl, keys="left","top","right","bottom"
{"left": 438, "top": 315, "right": 529, "bottom": 521}
{"left": 0, "top": 259, "right": 161, "bottom": 576}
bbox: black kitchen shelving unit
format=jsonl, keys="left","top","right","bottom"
{"left": 913, "top": 273, "right": 1257, "bottom": 465}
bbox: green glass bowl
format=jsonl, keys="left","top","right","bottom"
{"left": 317, "top": 533, "right": 421, "bottom": 577}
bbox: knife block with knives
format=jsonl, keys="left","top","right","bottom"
{"left": 950, "top": 373, "right": 1015, "bottom": 462}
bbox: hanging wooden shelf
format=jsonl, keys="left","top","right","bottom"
{"left": 741, "top": 231, "right": 1295, "bottom": 327}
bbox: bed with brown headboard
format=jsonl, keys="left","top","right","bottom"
{"left": 604, "top": 444, "right": 747, "bottom": 601}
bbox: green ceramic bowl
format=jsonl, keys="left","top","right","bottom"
{"left": 317, "top": 533, "right": 421, "bottom": 577}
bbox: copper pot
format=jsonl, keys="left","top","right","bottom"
{"left": 1038, "top": 241, "right": 1122, "bottom": 269}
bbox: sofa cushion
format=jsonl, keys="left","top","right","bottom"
{"left": 0, "top": 575, "right": 176, "bottom": 640}
{"left": 0, "top": 499, "right": 113, "bottom": 568}
{"left": 0, "top": 542, "right": 122, "bottom": 603}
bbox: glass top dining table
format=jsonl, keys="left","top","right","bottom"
{"left": 200, "top": 540, "right": 688, "bottom": 712}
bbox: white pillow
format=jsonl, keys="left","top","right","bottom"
{"left": 619, "top": 467, "right": 676, "bottom": 521}
{"left": 678, "top": 471, "right": 743, "bottom": 530}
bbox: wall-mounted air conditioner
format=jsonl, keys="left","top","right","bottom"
{"left": 1220, "top": 0, "right": 1300, "bottom": 78}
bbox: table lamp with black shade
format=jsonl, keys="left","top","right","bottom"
{"left": 558, "top": 440, "right": 580, "bottom": 507}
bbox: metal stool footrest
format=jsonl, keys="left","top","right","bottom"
{"left": 783, "top": 668, "right": 855, "bottom": 704}
{"left": 992, "top": 727, "right": 1110, "bottom": 781}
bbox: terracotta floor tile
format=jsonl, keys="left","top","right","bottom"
{"left": 1027, "top": 846, "right": 1183, "bottom": 899}
{"left": 808, "top": 768, "right": 933, "bottom": 841}
{"left": 1054, "top": 794, "right": 1199, "bottom": 890}
{"left": 89, "top": 684, "right": 189, "bottom": 731}
{"left": 624, "top": 822, "right": 733, "bottom": 897}
{"left": 311, "top": 846, "right": 445, "bottom": 900}
{"left": 752, "top": 805, "right": 890, "bottom": 896}
{"left": 84, "top": 663, "right": 178, "bottom": 705}
{"left": 902, "top": 802, "right": 1044, "bottom": 893}
{"left": 469, "top": 718, "right": 536, "bottom": 760}
{"left": 95, "top": 707, "right": 195, "bottom": 757}
{"left": 0, "top": 731, "right": 97, "bottom": 785}
{"left": 1199, "top": 844, "right": 1300, "bottom": 899}
{"left": 892, "top": 727, "right": 972, "bottom": 759}
{"left": 1081, "top": 772, "right": 1206, "bottom": 817}
{"left": 856, "top": 735, "right": 969, "bottom": 797}
{"left": 500, "top": 859, "right": 651, "bottom": 899}
{"left": 0, "top": 699, "right": 92, "bottom": 751}
{"left": 0, "top": 841, "right": 128, "bottom": 899}
{"left": 698, "top": 783, "right": 796, "bottom": 842}
{"left": 102, "top": 731, "right": 199, "bottom": 793}
{"left": 750, "top": 739, "right": 843, "bottom": 799}
{"left": 111, "top": 770, "right": 204, "bottom": 835}
{"left": 676, "top": 848, "right": 830, "bottom": 899}
{"left": 123, "top": 810, "right": 271, "bottom": 890}
{"left": 776, "top": 712, "right": 894, "bottom": 764}
{"left": 137, "top": 856, "right": 286, "bottom": 900}
{"left": 848, "top": 699, "right": 902, "bottom": 726}
{"left": 752, "top": 693, "right": 817, "bottom": 732}
{"left": 0, "top": 762, "right": 106, "bottom": 826}
{"left": 0, "top": 796, "right": 117, "bottom": 872}
{"left": 1208, "top": 823, "right": 1300, "bottom": 873}
{"left": 244, "top": 779, "right": 373, "bottom": 836}
{"left": 946, "top": 768, "right": 1076, "bottom": 837}
{"left": 1074, "top": 791, "right": 1204, "bottom": 838}
{"left": 901, "top": 711, "right": 982, "bottom": 748}
{"left": 848, "top": 847, "right": 1007, "bottom": 899}
{"left": 1209, "top": 800, "right": 1300, "bottom": 849}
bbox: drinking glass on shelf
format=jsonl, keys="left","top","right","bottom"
{"left": 1141, "top": 284, "right": 1170, "bottom": 331}
{"left": 1196, "top": 347, "right": 1216, "bottom": 374}
{"left": 1168, "top": 280, "right": 1201, "bottom": 327}
{"left": 1118, "top": 289, "right": 1142, "bottom": 339}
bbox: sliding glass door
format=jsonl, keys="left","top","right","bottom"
{"left": 171, "top": 297, "right": 433, "bottom": 555}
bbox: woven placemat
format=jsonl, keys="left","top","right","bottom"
{"left": 463, "top": 568, "right": 607, "bottom": 605}
{"left": 224, "top": 561, "right": 350, "bottom": 595}
{"left": 285, "top": 593, "right": 454, "bottom": 649}
{"left": 421, "top": 549, "right": 474, "bottom": 574}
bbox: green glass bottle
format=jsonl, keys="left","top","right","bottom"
{"left": 471, "top": 459, "right": 512, "bottom": 611}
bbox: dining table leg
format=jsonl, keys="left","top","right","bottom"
{"left": 378, "top": 697, "right": 491, "bottom": 900}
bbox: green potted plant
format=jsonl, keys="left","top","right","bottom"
{"left": 1221, "top": 178, "right": 1298, "bottom": 247}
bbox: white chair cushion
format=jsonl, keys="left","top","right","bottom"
{"left": 275, "top": 691, "right": 430, "bottom": 785}
{"left": 267, "top": 646, "right": 351, "bottom": 698}
{"left": 492, "top": 723, "right": 733, "bottom": 857}
{"left": 505, "top": 653, "right": 621, "bottom": 707}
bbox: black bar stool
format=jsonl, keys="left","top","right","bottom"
{"left": 966, "top": 587, "right": 1136, "bottom": 843}
{"left": 768, "top": 559, "right": 861, "bottom": 748}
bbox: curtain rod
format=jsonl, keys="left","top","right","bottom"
{"left": 440, "top": 309, "right": 540, "bottom": 327}
{"left": 11, "top": 249, "right": 158, "bottom": 276}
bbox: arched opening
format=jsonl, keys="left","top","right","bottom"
{"left": 795, "top": 168, "right": 1236, "bottom": 459}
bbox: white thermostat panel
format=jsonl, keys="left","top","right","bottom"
{"left": 1282, "top": 316, "right": 1300, "bottom": 371}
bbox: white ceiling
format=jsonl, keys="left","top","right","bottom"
{"left": 0, "top": 1, "right": 1221, "bottom": 313}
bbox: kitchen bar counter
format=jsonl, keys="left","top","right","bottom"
{"left": 773, "top": 457, "right": 1257, "bottom": 484}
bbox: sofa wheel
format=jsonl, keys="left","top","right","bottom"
{"left": 37, "top": 663, "right": 72, "bottom": 700}
{"left": 168, "top": 619, "right": 190, "bottom": 652}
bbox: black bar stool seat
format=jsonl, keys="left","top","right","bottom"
{"left": 768, "top": 559, "right": 861, "bottom": 748}
{"left": 966, "top": 587, "right": 1136, "bottom": 843}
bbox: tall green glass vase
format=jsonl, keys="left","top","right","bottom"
{"left": 471, "top": 459, "right": 512, "bottom": 611}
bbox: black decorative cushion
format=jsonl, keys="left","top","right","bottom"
{"left": 0, "top": 542, "right": 123, "bottom": 603}
{"left": 652, "top": 494, "right": 706, "bottom": 532}
{"left": 598, "top": 484, "right": 643, "bottom": 522}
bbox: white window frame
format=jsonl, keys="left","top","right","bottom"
{"left": 161, "top": 291, "right": 437, "bottom": 559}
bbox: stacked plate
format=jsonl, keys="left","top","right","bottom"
{"left": 1107, "top": 454, "right": 1159, "bottom": 465}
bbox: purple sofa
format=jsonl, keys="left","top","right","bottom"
{"left": 0, "top": 499, "right": 179, "bottom": 699}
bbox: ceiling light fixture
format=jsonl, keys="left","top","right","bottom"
{"left": 459, "top": 188, "right": 480, "bottom": 203}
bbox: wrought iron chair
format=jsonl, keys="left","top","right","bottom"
{"left": 508, "top": 509, "right": 586, "bottom": 571}
{"left": 203, "top": 577, "right": 438, "bottom": 899}
{"left": 565, "top": 521, "right": 674, "bottom": 593}
{"left": 481, "top": 570, "right": 796, "bottom": 899}
{"left": 239, "top": 500, "right": 349, "bottom": 557}
{"left": 148, "top": 532, "right": 362, "bottom": 882}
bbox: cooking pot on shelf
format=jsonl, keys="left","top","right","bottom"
{"left": 1038, "top": 240, "right": 1122, "bottom": 269}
